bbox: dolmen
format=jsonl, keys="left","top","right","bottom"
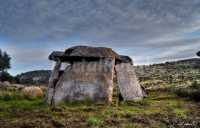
{"left": 46, "top": 46, "right": 146, "bottom": 105}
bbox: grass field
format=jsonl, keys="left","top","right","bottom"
{"left": 0, "top": 89, "right": 200, "bottom": 128}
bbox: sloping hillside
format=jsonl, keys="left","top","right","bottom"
{"left": 135, "top": 58, "right": 200, "bottom": 89}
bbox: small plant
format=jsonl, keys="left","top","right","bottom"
{"left": 87, "top": 116, "right": 103, "bottom": 126}
{"left": 191, "top": 81, "right": 200, "bottom": 89}
{"left": 173, "top": 108, "right": 188, "bottom": 118}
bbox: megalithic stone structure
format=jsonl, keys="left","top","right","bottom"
{"left": 45, "top": 46, "right": 146, "bottom": 105}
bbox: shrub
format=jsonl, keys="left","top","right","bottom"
{"left": 0, "top": 72, "right": 15, "bottom": 82}
{"left": 0, "top": 91, "right": 25, "bottom": 101}
{"left": 191, "top": 81, "right": 200, "bottom": 89}
{"left": 174, "top": 88, "right": 200, "bottom": 101}
{"left": 0, "top": 49, "right": 11, "bottom": 72}
{"left": 87, "top": 117, "right": 103, "bottom": 126}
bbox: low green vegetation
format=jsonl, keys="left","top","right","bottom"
{"left": 0, "top": 88, "right": 200, "bottom": 128}
{"left": 1, "top": 57, "right": 200, "bottom": 127}
{"left": 171, "top": 81, "right": 200, "bottom": 102}
{"left": 135, "top": 58, "right": 200, "bottom": 89}
{"left": 87, "top": 116, "right": 104, "bottom": 126}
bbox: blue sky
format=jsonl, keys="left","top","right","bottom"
{"left": 0, "top": 0, "right": 200, "bottom": 75}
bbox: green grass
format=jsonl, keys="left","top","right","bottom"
{"left": 87, "top": 116, "right": 104, "bottom": 126}
{"left": 0, "top": 89, "right": 199, "bottom": 128}
{"left": 173, "top": 108, "right": 188, "bottom": 118}
{"left": 0, "top": 90, "right": 24, "bottom": 101}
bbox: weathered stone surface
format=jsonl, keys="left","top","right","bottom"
{"left": 64, "top": 46, "right": 119, "bottom": 58}
{"left": 49, "top": 46, "right": 119, "bottom": 62}
{"left": 117, "top": 55, "right": 133, "bottom": 65}
{"left": 46, "top": 61, "right": 62, "bottom": 104}
{"left": 52, "top": 58, "right": 115, "bottom": 105}
{"left": 22, "top": 86, "right": 43, "bottom": 98}
{"left": 115, "top": 63, "right": 145, "bottom": 100}
{"left": 2, "top": 81, "right": 10, "bottom": 87}
{"left": 46, "top": 46, "right": 146, "bottom": 105}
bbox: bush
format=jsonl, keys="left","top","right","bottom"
{"left": 87, "top": 117, "right": 103, "bottom": 126}
{"left": 0, "top": 91, "right": 25, "bottom": 101}
{"left": 191, "top": 81, "right": 200, "bottom": 89}
{"left": 174, "top": 88, "right": 200, "bottom": 101}
{"left": 0, "top": 72, "right": 15, "bottom": 82}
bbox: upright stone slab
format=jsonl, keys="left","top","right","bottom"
{"left": 45, "top": 61, "right": 61, "bottom": 105}
{"left": 52, "top": 58, "right": 115, "bottom": 105}
{"left": 115, "top": 63, "right": 144, "bottom": 100}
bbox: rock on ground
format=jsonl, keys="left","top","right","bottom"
{"left": 2, "top": 81, "right": 11, "bottom": 87}
{"left": 22, "top": 86, "right": 44, "bottom": 98}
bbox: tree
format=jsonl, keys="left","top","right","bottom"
{"left": 197, "top": 51, "right": 200, "bottom": 57}
{"left": 0, "top": 49, "right": 11, "bottom": 72}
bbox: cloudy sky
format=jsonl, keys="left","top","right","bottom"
{"left": 0, "top": 0, "right": 200, "bottom": 75}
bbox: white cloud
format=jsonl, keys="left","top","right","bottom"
{"left": 0, "top": 0, "right": 200, "bottom": 74}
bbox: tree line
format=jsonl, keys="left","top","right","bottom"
{"left": 0, "top": 49, "right": 13, "bottom": 82}
{"left": 0, "top": 49, "right": 11, "bottom": 72}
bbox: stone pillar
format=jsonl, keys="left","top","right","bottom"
{"left": 115, "top": 63, "right": 144, "bottom": 101}
{"left": 45, "top": 61, "right": 61, "bottom": 105}
{"left": 104, "top": 58, "right": 115, "bottom": 103}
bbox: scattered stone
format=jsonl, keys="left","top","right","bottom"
{"left": 22, "top": 86, "right": 43, "bottom": 98}
{"left": 2, "top": 81, "right": 10, "bottom": 87}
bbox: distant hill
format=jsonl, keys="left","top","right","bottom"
{"left": 16, "top": 58, "right": 200, "bottom": 86}
{"left": 135, "top": 58, "right": 200, "bottom": 89}
{"left": 16, "top": 70, "right": 51, "bottom": 86}
{"left": 152, "top": 58, "right": 200, "bottom": 68}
